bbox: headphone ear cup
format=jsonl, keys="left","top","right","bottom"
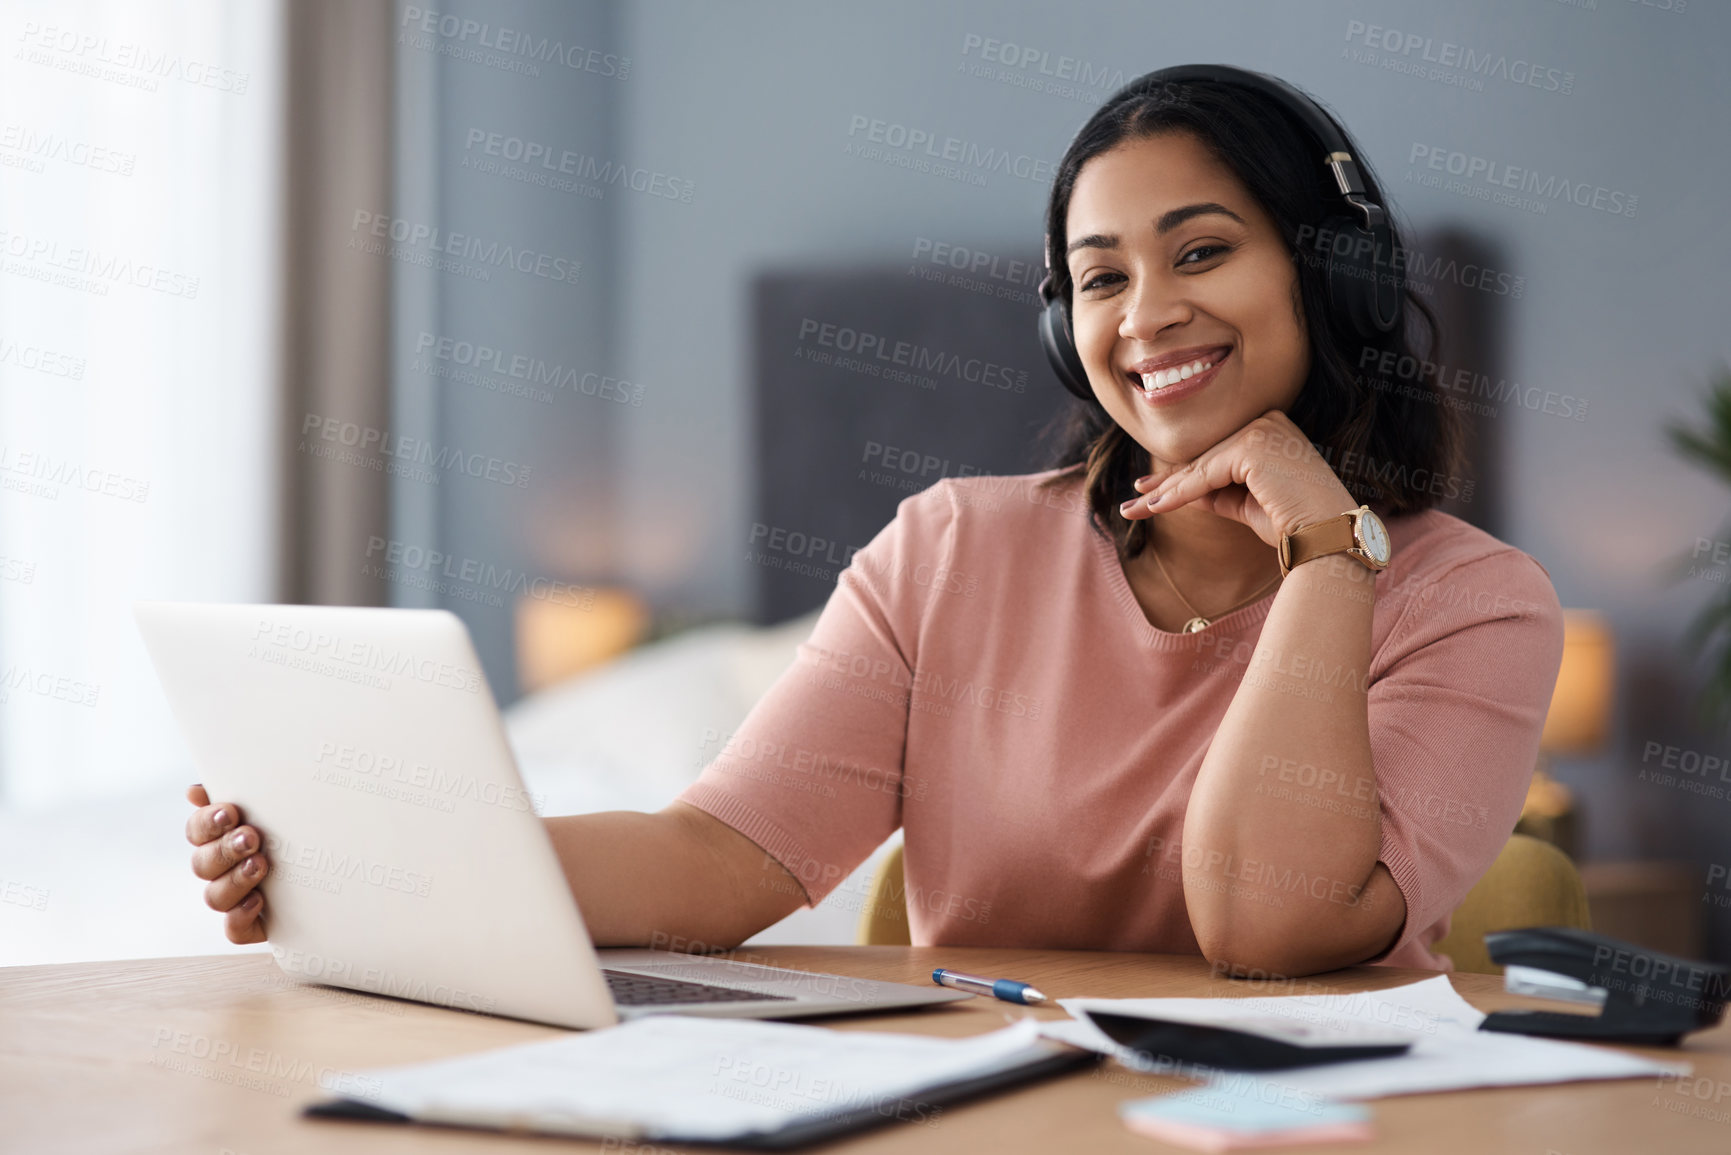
{"left": 1317, "top": 214, "right": 1403, "bottom": 339}
{"left": 1365, "top": 225, "right": 1403, "bottom": 333}
{"left": 1038, "top": 295, "right": 1095, "bottom": 401}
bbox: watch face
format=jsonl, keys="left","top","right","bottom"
{"left": 1358, "top": 511, "right": 1391, "bottom": 565}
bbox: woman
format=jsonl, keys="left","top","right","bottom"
{"left": 185, "top": 69, "right": 1563, "bottom": 977}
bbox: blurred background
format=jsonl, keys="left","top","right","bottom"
{"left": 3, "top": 0, "right": 1729, "bottom": 967}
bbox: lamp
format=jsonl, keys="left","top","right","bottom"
{"left": 1521, "top": 609, "right": 1615, "bottom": 858}
{"left": 514, "top": 587, "right": 650, "bottom": 695}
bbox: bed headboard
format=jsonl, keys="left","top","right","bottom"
{"left": 748, "top": 228, "right": 1505, "bottom": 624}
{"left": 750, "top": 262, "right": 1068, "bottom": 624}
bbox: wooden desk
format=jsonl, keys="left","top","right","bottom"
{"left": 4, "top": 946, "right": 1727, "bottom": 1154}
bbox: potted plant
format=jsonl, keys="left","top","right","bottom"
{"left": 1665, "top": 363, "right": 1731, "bottom": 730}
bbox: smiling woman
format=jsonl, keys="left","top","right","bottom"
{"left": 667, "top": 69, "right": 1560, "bottom": 977}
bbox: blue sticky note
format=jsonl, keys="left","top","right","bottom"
{"left": 1121, "top": 1084, "right": 1370, "bottom": 1144}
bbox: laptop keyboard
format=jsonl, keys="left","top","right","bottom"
{"left": 602, "top": 968, "right": 796, "bottom": 1007}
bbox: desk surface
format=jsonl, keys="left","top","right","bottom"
{"left": 3, "top": 945, "right": 1727, "bottom": 1155}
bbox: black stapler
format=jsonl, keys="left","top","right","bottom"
{"left": 1478, "top": 927, "right": 1731, "bottom": 1046}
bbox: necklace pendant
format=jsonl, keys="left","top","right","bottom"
{"left": 1182, "top": 616, "right": 1210, "bottom": 633}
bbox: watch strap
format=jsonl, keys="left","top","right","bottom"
{"left": 1280, "top": 509, "right": 1362, "bottom": 577}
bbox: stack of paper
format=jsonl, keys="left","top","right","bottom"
{"left": 321, "top": 1016, "right": 1071, "bottom": 1143}
{"left": 1040, "top": 975, "right": 1689, "bottom": 1100}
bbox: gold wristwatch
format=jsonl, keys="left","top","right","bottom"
{"left": 1278, "top": 504, "right": 1392, "bottom": 577}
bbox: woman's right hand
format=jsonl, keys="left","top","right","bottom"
{"left": 184, "top": 783, "right": 270, "bottom": 944}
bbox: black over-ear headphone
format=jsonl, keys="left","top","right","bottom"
{"left": 1037, "top": 64, "right": 1403, "bottom": 403}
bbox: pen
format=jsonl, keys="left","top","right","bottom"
{"left": 932, "top": 968, "right": 1048, "bottom": 1005}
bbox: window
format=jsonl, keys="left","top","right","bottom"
{"left": 0, "top": 1, "right": 281, "bottom": 808}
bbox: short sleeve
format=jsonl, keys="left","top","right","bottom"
{"left": 1362, "top": 550, "right": 1566, "bottom": 963}
{"left": 675, "top": 481, "right": 959, "bottom": 905}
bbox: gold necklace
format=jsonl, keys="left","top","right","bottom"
{"left": 1145, "top": 537, "right": 1284, "bottom": 633}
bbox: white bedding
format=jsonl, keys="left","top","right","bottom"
{"left": 0, "top": 609, "right": 902, "bottom": 968}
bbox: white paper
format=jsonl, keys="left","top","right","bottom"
{"left": 350, "top": 1016, "right": 1053, "bottom": 1142}
{"left": 1041, "top": 976, "right": 1690, "bottom": 1101}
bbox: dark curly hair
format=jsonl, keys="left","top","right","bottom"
{"left": 1035, "top": 71, "right": 1466, "bottom": 562}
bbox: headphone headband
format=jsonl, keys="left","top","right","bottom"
{"left": 1134, "top": 65, "right": 1386, "bottom": 233}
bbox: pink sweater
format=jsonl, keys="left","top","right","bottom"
{"left": 679, "top": 467, "right": 1565, "bottom": 971}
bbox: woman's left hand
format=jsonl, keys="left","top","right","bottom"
{"left": 1118, "top": 410, "right": 1358, "bottom": 548}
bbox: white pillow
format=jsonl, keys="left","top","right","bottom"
{"left": 503, "top": 610, "right": 823, "bottom": 811}
{"left": 505, "top": 607, "right": 897, "bottom": 948}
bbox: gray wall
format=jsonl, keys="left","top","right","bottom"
{"left": 403, "top": 0, "right": 1731, "bottom": 953}
{"left": 388, "top": 0, "right": 622, "bottom": 699}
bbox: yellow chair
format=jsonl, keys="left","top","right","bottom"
{"left": 1434, "top": 833, "right": 1592, "bottom": 973}
{"left": 855, "top": 842, "right": 912, "bottom": 946}
{"left": 856, "top": 834, "right": 1591, "bottom": 976}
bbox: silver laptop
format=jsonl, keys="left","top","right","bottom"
{"left": 134, "top": 601, "right": 969, "bottom": 1029}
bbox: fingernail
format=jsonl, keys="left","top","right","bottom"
{"left": 230, "top": 830, "right": 251, "bottom": 853}
{"left": 212, "top": 808, "right": 229, "bottom": 829}
{"left": 1133, "top": 474, "right": 1153, "bottom": 487}
{"left": 1119, "top": 498, "right": 1140, "bottom": 514}
{"left": 1145, "top": 490, "right": 1165, "bottom": 508}
{"left": 243, "top": 856, "right": 260, "bottom": 877}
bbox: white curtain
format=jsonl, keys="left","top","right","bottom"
{"left": 0, "top": 0, "right": 282, "bottom": 809}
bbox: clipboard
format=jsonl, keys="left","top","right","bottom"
{"left": 303, "top": 1027, "right": 1100, "bottom": 1149}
